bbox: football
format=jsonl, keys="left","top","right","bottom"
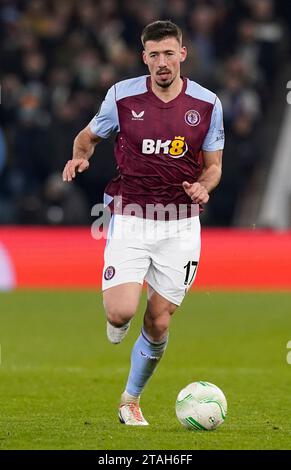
{"left": 175, "top": 381, "right": 227, "bottom": 431}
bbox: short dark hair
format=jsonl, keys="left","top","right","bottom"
{"left": 141, "top": 20, "right": 182, "bottom": 47}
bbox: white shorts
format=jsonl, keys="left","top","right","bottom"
{"left": 102, "top": 215, "right": 201, "bottom": 306}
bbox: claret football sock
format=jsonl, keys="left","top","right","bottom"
{"left": 125, "top": 327, "right": 168, "bottom": 397}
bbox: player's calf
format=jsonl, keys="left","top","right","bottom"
{"left": 103, "top": 288, "right": 138, "bottom": 344}
{"left": 105, "top": 307, "right": 133, "bottom": 344}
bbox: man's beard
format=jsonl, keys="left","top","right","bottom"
{"left": 155, "top": 76, "right": 175, "bottom": 88}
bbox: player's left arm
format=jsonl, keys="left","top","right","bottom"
{"left": 182, "top": 96, "right": 224, "bottom": 204}
{"left": 182, "top": 150, "right": 222, "bottom": 204}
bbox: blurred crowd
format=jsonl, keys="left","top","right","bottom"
{"left": 0, "top": 0, "right": 290, "bottom": 225}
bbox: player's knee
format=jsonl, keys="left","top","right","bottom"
{"left": 145, "top": 315, "right": 170, "bottom": 342}
{"left": 152, "top": 319, "right": 169, "bottom": 339}
{"left": 104, "top": 303, "right": 136, "bottom": 327}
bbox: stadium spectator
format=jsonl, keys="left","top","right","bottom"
{"left": 0, "top": 127, "right": 7, "bottom": 174}
{"left": 188, "top": 4, "right": 218, "bottom": 88}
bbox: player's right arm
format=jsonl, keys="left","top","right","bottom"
{"left": 63, "top": 84, "right": 119, "bottom": 182}
{"left": 62, "top": 127, "right": 102, "bottom": 182}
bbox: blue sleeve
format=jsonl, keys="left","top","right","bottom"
{"left": 202, "top": 97, "right": 225, "bottom": 152}
{"left": 89, "top": 85, "right": 119, "bottom": 138}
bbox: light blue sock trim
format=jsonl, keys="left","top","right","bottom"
{"left": 141, "top": 327, "right": 168, "bottom": 346}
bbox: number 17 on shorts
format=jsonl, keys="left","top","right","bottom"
{"left": 183, "top": 260, "right": 199, "bottom": 291}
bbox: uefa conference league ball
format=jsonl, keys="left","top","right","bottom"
{"left": 175, "top": 381, "right": 227, "bottom": 431}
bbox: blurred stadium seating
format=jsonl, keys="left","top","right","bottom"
{"left": 1, "top": 0, "right": 291, "bottom": 228}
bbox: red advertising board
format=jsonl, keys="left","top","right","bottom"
{"left": 0, "top": 227, "right": 290, "bottom": 290}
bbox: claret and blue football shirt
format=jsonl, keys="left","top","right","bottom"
{"left": 89, "top": 75, "right": 224, "bottom": 218}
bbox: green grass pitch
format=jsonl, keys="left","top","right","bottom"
{"left": 1, "top": 290, "right": 291, "bottom": 450}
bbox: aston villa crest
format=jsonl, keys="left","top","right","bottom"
{"left": 185, "top": 110, "right": 201, "bottom": 127}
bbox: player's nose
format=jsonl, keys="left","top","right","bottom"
{"left": 157, "top": 54, "right": 167, "bottom": 67}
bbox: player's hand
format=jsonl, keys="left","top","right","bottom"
{"left": 182, "top": 181, "right": 209, "bottom": 204}
{"left": 62, "top": 159, "right": 89, "bottom": 182}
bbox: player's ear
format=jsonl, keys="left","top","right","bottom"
{"left": 142, "top": 50, "right": 148, "bottom": 65}
{"left": 180, "top": 46, "right": 187, "bottom": 63}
